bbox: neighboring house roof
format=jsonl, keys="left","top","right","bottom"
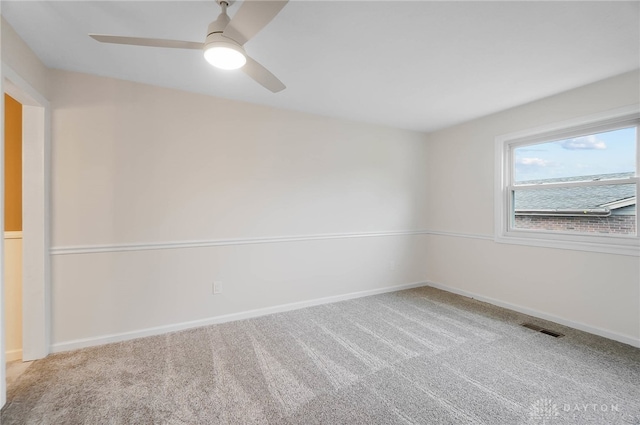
{"left": 515, "top": 172, "right": 636, "bottom": 216}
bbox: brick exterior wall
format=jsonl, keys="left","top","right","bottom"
{"left": 514, "top": 215, "right": 636, "bottom": 235}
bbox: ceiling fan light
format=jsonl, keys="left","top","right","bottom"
{"left": 204, "top": 45, "right": 246, "bottom": 70}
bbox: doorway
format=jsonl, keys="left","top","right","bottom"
{"left": 2, "top": 66, "right": 51, "bottom": 372}
{"left": 4, "top": 93, "right": 23, "bottom": 363}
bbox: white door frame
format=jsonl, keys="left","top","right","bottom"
{"left": 3, "top": 64, "right": 51, "bottom": 362}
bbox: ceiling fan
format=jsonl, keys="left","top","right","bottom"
{"left": 89, "top": 0, "right": 288, "bottom": 93}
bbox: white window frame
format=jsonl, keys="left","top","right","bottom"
{"left": 494, "top": 105, "right": 640, "bottom": 256}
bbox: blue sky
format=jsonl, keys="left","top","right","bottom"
{"left": 514, "top": 126, "right": 637, "bottom": 182}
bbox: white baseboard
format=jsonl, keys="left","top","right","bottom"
{"left": 51, "top": 281, "right": 428, "bottom": 354}
{"left": 5, "top": 349, "right": 22, "bottom": 362}
{"left": 426, "top": 281, "right": 640, "bottom": 348}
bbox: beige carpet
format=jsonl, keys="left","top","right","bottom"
{"left": 2, "top": 286, "right": 639, "bottom": 424}
{"left": 5, "top": 360, "right": 34, "bottom": 389}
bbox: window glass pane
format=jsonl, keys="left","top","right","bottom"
{"left": 513, "top": 183, "right": 637, "bottom": 236}
{"left": 514, "top": 127, "right": 637, "bottom": 184}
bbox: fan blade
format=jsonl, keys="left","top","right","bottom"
{"left": 223, "top": 0, "right": 288, "bottom": 45}
{"left": 90, "top": 34, "right": 203, "bottom": 50}
{"left": 242, "top": 55, "right": 285, "bottom": 93}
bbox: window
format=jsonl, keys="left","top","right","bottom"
{"left": 495, "top": 106, "right": 640, "bottom": 256}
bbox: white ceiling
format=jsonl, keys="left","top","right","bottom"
{"left": 3, "top": 1, "right": 639, "bottom": 132}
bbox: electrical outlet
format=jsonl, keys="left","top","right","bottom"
{"left": 213, "top": 281, "right": 223, "bottom": 294}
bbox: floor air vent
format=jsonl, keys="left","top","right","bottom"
{"left": 521, "top": 323, "right": 544, "bottom": 332}
{"left": 539, "top": 329, "right": 564, "bottom": 338}
{"left": 521, "top": 323, "right": 564, "bottom": 338}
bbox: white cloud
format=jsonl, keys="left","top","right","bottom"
{"left": 558, "top": 135, "right": 606, "bottom": 150}
{"left": 516, "top": 157, "right": 551, "bottom": 167}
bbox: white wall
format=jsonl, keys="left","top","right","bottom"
{"left": 425, "top": 70, "right": 640, "bottom": 345}
{"left": 49, "top": 70, "right": 430, "bottom": 349}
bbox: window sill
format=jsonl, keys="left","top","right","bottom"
{"left": 495, "top": 232, "right": 640, "bottom": 256}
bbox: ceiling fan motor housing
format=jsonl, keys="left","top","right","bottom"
{"left": 203, "top": 3, "right": 247, "bottom": 65}
{"left": 204, "top": 3, "right": 243, "bottom": 50}
{"left": 208, "top": 5, "right": 230, "bottom": 35}
{"left": 204, "top": 32, "right": 246, "bottom": 55}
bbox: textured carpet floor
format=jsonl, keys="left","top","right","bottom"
{"left": 2, "top": 286, "right": 640, "bottom": 424}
